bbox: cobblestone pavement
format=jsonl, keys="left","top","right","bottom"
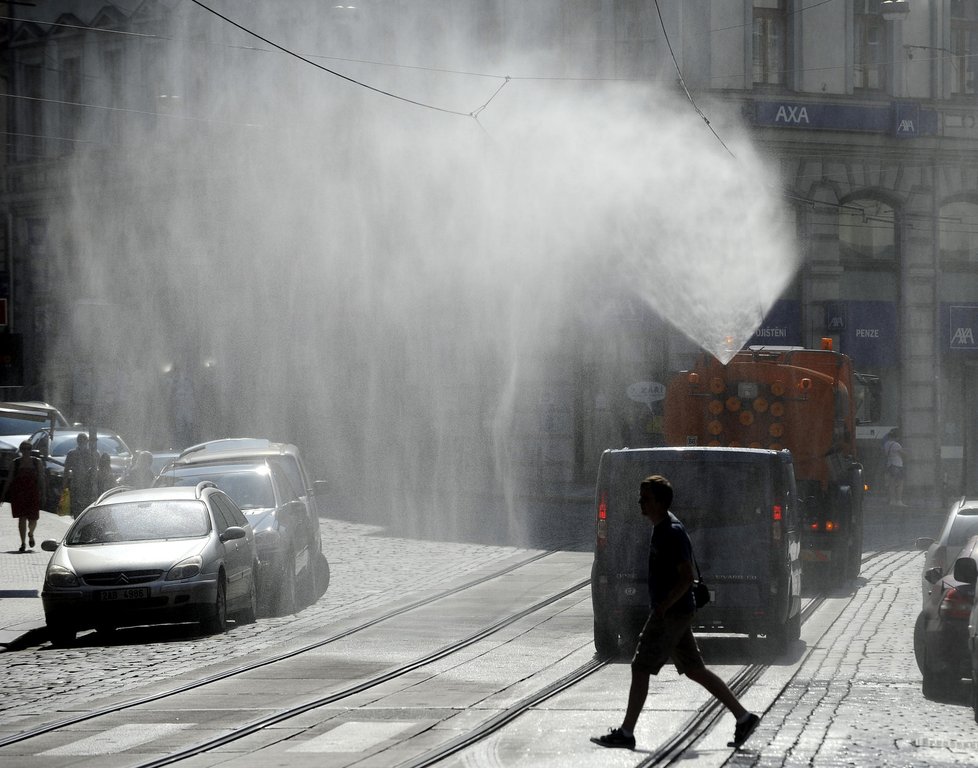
{"left": 0, "top": 508, "right": 554, "bottom": 726}
{"left": 3, "top": 491, "right": 975, "bottom": 768}
{"left": 730, "top": 497, "right": 977, "bottom": 768}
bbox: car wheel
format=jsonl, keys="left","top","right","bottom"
{"left": 316, "top": 553, "right": 331, "bottom": 598}
{"left": 274, "top": 551, "right": 298, "bottom": 617}
{"left": 912, "top": 612, "right": 926, "bottom": 674}
{"left": 299, "top": 551, "right": 317, "bottom": 607}
{"left": 201, "top": 575, "right": 228, "bottom": 634}
{"left": 48, "top": 623, "right": 76, "bottom": 647}
{"left": 235, "top": 568, "right": 258, "bottom": 625}
{"left": 972, "top": 669, "right": 978, "bottom": 723}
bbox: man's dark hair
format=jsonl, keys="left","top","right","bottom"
{"left": 640, "top": 474, "right": 673, "bottom": 508}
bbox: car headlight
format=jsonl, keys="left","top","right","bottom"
{"left": 46, "top": 564, "right": 79, "bottom": 588}
{"left": 166, "top": 556, "right": 203, "bottom": 581}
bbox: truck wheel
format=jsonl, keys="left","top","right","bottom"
{"left": 846, "top": 532, "right": 863, "bottom": 580}
{"left": 593, "top": 617, "right": 619, "bottom": 657}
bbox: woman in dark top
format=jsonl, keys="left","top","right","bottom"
{"left": 2, "top": 441, "right": 46, "bottom": 552}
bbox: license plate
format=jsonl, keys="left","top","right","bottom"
{"left": 96, "top": 587, "right": 150, "bottom": 601}
{"left": 801, "top": 550, "right": 831, "bottom": 562}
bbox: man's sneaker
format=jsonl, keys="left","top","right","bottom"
{"left": 730, "top": 712, "right": 760, "bottom": 747}
{"left": 590, "top": 727, "right": 635, "bottom": 749}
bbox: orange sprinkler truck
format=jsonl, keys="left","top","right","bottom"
{"left": 663, "top": 342, "right": 864, "bottom": 586}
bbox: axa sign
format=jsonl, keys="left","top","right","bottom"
{"left": 944, "top": 305, "right": 978, "bottom": 354}
{"left": 776, "top": 105, "right": 809, "bottom": 125}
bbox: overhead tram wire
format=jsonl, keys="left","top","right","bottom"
{"left": 187, "top": 0, "right": 506, "bottom": 121}
{"left": 652, "top": 0, "right": 735, "bottom": 159}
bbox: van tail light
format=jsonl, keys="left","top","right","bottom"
{"left": 772, "top": 504, "right": 782, "bottom": 521}
{"left": 772, "top": 503, "right": 782, "bottom": 541}
{"left": 939, "top": 587, "right": 973, "bottom": 620}
{"left": 597, "top": 492, "right": 608, "bottom": 546}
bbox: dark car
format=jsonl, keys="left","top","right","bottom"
{"left": 30, "top": 427, "right": 133, "bottom": 510}
{"left": 591, "top": 446, "right": 803, "bottom": 656}
{"left": 155, "top": 451, "right": 322, "bottom": 616}
{"left": 914, "top": 499, "right": 978, "bottom": 698}
{"left": 40, "top": 483, "right": 258, "bottom": 646}
{"left": 956, "top": 540, "right": 978, "bottom": 720}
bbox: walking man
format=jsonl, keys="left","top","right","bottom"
{"left": 590, "top": 474, "right": 760, "bottom": 750}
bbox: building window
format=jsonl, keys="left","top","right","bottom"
{"left": 753, "top": 0, "right": 787, "bottom": 86}
{"left": 854, "top": 0, "right": 886, "bottom": 91}
{"left": 951, "top": 0, "right": 978, "bottom": 96}
{"left": 60, "top": 56, "right": 81, "bottom": 149}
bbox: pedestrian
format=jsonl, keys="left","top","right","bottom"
{"left": 122, "top": 451, "right": 154, "bottom": 489}
{"left": 63, "top": 433, "right": 95, "bottom": 518}
{"left": 1, "top": 441, "right": 46, "bottom": 552}
{"left": 96, "top": 452, "right": 115, "bottom": 495}
{"left": 590, "top": 474, "right": 760, "bottom": 751}
{"left": 884, "top": 428, "right": 907, "bottom": 507}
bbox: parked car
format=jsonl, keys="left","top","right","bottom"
{"left": 40, "top": 483, "right": 258, "bottom": 646}
{"left": 29, "top": 427, "right": 133, "bottom": 510}
{"left": 155, "top": 445, "right": 325, "bottom": 616}
{"left": 0, "top": 402, "right": 70, "bottom": 485}
{"left": 177, "top": 438, "right": 329, "bottom": 516}
{"left": 953, "top": 540, "right": 978, "bottom": 720}
{"left": 590, "top": 446, "right": 803, "bottom": 656}
{"left": 914, "top": 499, "right": 978, "bottom": 698}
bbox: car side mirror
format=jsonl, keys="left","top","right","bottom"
{"left": 311, "top": 480, "right": 328, "bottom": 496}
{"left": 41, "top": 540, "right": 59, "bottom": 552}
{"left": 924, "top": 567, "right": 944, "bottom": 585}
{"left": 915, "top": 537, "right": 935, "bottom": 551}
{"left": 953, "top": 557, "right": 978, "bottom": 585}
{"left": 220, "top": 526, "right": 247, "bottom": 542}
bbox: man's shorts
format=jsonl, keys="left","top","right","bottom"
{"left": 631, "top": 611, "right": 705, "bottom": 676}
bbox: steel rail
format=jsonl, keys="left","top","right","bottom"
{"left": 0, "top": 548, "right": 557, "bottom": 749}
{"left": 128, "top": 578, "right": 592, "bottom": 768}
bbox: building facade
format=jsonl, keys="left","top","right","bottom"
{"left": 1, "top": 1, "right": 976, "bottom": 501}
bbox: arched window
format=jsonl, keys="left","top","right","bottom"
{"left": 838, "top": 198, "right": 897, "bottom": 300}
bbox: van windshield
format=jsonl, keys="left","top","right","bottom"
{"left": 609, "top": 454, "right": 772, "bottom": 527}
{"left": 607, "top": 452, "right": 773, "bottom": 576}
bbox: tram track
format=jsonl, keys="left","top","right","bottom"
{"left": 0, "top": 548, "right": 558, "bottom": 750}
{"left": 398, "top": 546, "right": 914, "bottom": 768}
{"left": 0, "top": 546, "right": 918, "bottom": 767}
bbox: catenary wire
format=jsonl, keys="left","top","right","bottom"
{"left": 185, "top": 0, "right": 493, "bottom": 119}
{"left": 653, "top": 0, "right": 735, "bottom": 159}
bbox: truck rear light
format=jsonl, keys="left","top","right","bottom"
{"left": 939, "top": 587, "right": 973, "bottom": 620}
{"left": 824, "top": 520, "right": 837, "bottom": 531}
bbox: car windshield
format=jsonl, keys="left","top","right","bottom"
{"left": 48, "top": 433, "right": 129, "bottom": 457}
{"left": 0, "top": 412, "right": 54, "bottom": 436}
{"left": 67, "top": 501, "right": 210, "bottom": 544}
{"left": 159, "top": 468, "right": 275, "bottom": 510}
{"left": 947, "top": 508, "right": 978, "bottom": 547}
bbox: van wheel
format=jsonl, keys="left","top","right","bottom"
{"left": 593, "top": 618, "right": 618, "bottom": 657}
{"left": 766, "top": 622, "right": 790, "bottom": 654}
{"left": 786, "top": 608, "right": 801, "bottom": 642}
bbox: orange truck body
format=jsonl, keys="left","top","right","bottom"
{"left": 663, "top": 346, "right": 864, "bottom": 582}
{"left": 663, "top": 348, "right": 857, "bottom": 488}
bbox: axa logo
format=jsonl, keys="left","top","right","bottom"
{"left": 897, "top": 119, "right": 916, "bottom": 134}
{"left": 951, "top": 326, "right": 976, "bottom": 346}
{"left": 775, "top": 105, "right": 809, "bottom": 124}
